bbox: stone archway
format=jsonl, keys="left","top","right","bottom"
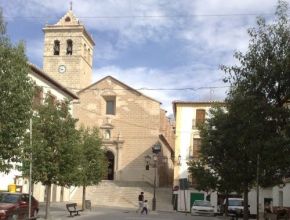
{"left": 106, "top": 151, "right": 115, "bottom": 180}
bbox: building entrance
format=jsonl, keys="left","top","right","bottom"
{"left": 106, "top": 151, "right": 114, "bottom": 180}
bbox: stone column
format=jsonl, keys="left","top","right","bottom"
{"left": 114, "top": 134, "right": 124, "bottom": 181}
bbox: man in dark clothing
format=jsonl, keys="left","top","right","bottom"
{"left": 136, "top": 192, "right": 144, "bottom": 213}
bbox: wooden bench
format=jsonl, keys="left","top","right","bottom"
{"left": 66, "top": 203, "right": 83, "bottom": 217}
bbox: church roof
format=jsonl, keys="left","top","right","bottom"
{"left": 55, "top": 10, "right": 80, "bottom": 26}
{"left": 78, "top": 75, "right": 162, "bottom": 104}
{"left": 43, "top": 9, "right": 95, "bottom": 46}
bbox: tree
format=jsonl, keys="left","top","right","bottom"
{"left": 22, "top": 96, "right": 79, "bottom": 219}
{"left": 189, "top": 1, "right": 290, "bottom": 220}
{"left": 76, "top": 127, "right": 107, "bottom": 210}
{"left": 223, "top": 0, "right": 290, "bottom": 193}
{"left": 188, "top": 107, "right": 243, "bottom": 216}
{"left": 0, "top": 7, "right": 33, "bottom": 172}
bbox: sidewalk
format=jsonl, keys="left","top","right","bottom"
{"left": 37, "top": 202, "right": 179, "bottom": 220}
{"left": 39, "top": 203, "right": 264, "bottom": 220}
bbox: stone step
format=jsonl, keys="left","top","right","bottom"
{"left": 70, "top": 180, "right": 172, "bottom": 211}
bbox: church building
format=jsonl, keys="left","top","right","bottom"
{"left": 41, "top": 7, "right": 175, "bottom": 197}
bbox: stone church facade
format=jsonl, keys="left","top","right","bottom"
{"left": 42, "top": 9, "right": 175, "bottom": 187}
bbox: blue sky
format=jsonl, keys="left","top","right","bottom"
{"left": 0, "top": 0, "right": 280, "bottom": 114}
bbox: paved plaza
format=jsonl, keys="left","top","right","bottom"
{"left": 38, "top": 203, "right": 224, "bottom": 220}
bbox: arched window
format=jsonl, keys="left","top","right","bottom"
{"left": 53, "top": 40, "right": 60, "bottom": 55}
{"left": 65, "top": 16, "right": 71, "bottom": 22}
{"left": 66, "top": 39, "right": 73, "bottom": 55}
{"left": 104, "top": 129, "right": 111, "bottom": 140}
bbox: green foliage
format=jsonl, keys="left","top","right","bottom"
{"left": 224, "top": 0, "right": 290, "bottom": 110}
{"left": 189, "top": 2, "right": 290, "bottom": 219}
{"left": 187, "top": 160, "right": 218, "bottom": 193}
{"left": 188, "top": 107, "right": 243, "bottom": 194}
{"left": 76, "top": 126, "right": 107, "bottom": 187}
{"left": 222, "top": 0, "right": 290, "bottom": 186}
{"left": 0, "top": 8, "right": 33, "bottom": 172}
{"left": 22, "top": 97, "right": 79, "bottom": 186}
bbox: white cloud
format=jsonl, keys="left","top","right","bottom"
{"left": 1, "top": 0, "right": 282, "bottom": 113}
{"left": 192, "top": 0, "right": 277, "bottom": 14}
{"left": 2, "top": 0, "right": 280, "bottom": 59}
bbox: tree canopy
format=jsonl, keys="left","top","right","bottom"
{"left": 77, "top": 127, "right": 107, "bottom": 187}
{"left": 76, "top": 126, "right": 107, "bottom": 209}
{"left": 22, "top": 96, "right": 79, "bottom": 218}
{"left": 188, "top": 107, "right": 242, "bottom": 194}
{"left": 189, "top": 1, "right": 290, "bottom": 219}
{"left": 0, "top": 7, "right": 33, "bottom": 172}
{"left": 23, "top": 97, "right": 79, "bottom": 186}
{"left": 222, "top": 0, "right": 290, "bottom": 185}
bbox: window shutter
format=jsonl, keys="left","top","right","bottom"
{"left": 195, "top": 109, "right": 205, "bottom": 127}
{"left": 193, "top": 138, "right": 201, "bottom": 155}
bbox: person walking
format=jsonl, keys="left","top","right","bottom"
{"left": 136, "top": 192, "right": 144, "bottom": 213}
{"left": 141, "top": 200, "right": 148, "bottom": 215}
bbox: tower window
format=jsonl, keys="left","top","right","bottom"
{"left": 53, "top": 40, "right": 60, "bottom": 55}
{"left": 66, "top": 39, "right": 73, "bottom": 55}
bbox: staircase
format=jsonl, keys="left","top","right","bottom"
{"left": 70, "top": 180, "right": 173, "bottom": 211}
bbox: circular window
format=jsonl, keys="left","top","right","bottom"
{"left": 65, "top": 17, "right": 71, "bottom": 22}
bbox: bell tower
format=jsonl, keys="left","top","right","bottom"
{"left": 43, "top": 9, "right": 94, "bottom": 90}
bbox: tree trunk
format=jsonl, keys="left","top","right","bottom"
{"left": 82, "top": 185, "right": 86, "bottom": 210}
{"left": 44, "top": 184, "right": 52, "bottom": 219}
{"left": 243, "top": 188, "right": 249, "bottom": 220}
{"left": 225, "top": 192, "right": 229, "bottom": 216}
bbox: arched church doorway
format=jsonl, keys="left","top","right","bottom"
{"left": 106, "top": 151, "right": 114, "bottom": 180}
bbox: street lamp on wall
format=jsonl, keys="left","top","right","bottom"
{"left": 144, "top": 153, "right": 167, "bottom": 211}
{"left": 145, "top": 155, "right": 151, "bottom": 170}
{"left": 152, "top": 153, "right": 158, "bottom": 211}
{"left": 152, "top": 142, "right": 161, "bottom": 154}
{"left": 144, "top": 153, "right": 158, "bottom": 211}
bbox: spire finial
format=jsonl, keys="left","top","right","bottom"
{"left": 70, "top": 1, "right": 73, "bottom": 11}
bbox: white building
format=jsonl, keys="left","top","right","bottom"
{"left": 173, "top": 101, "right": 223, "bottom": 186}
{"left": 172, "top": 100, "right": 290, "bottom": 214}
{"left": 173, "top": 101, "right": 223, "bottom": 212}
{"left": 272, "top": 178, "right": 290, "bottom": 207}
{"left": 0, "top": 63, "right": 78, "bottom": 202}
